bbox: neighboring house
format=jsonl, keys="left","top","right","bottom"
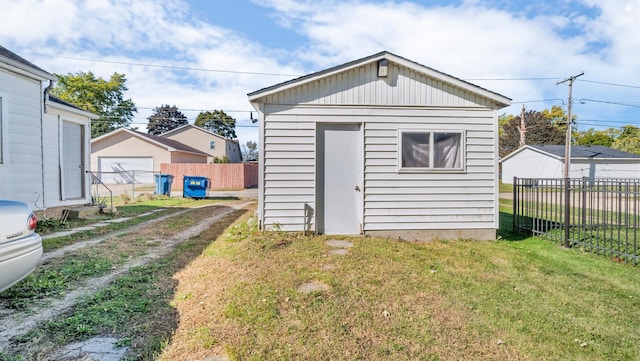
{"left": 0, "top": 45, "right": 94, "bottom": 212}
{"left": 248, "top": 51, "right": 510, "bottom": 241}
{"left": 500, "top": 144, "right": 640, "bottom": 183}
{"left": 90, "top": 128, "right": 209, "bottom": 184}
{"left": 160, "top": 124, "right": 242, "bottom": 163}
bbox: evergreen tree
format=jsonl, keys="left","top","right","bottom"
{"left": 146, "top": 105, "right": 188, "bottom": 135}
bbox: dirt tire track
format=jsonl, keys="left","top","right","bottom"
{"left": 0, "top": 200, "right": 255, "bottom": 352}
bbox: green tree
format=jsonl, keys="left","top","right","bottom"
{"left": 575, "top": 128, "right": 618, "bottom": 147}
{"left": 498, "top": 109, "right": 566, "bottom": 157}
{"left": 194, "top": 110, "right": 237, "bottom": 139}
{"left": 241, "top": 140, "right": 258, "bottom": 161}
{"left": 51, "top": 71, "right": 137, "bottom": 138}
{"left": 146, "top": 105, "right": 188, "bottom": 135}
{"left": 498, "top": 113, "right": 515, "bottom": 138}
{"left": 611, "top": 125, "right": 640, "bottom": 154}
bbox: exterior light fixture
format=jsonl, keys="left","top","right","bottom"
{"left": 377, "top": 59, "right": 388, "bottom": 78}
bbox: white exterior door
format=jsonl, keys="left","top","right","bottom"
{"left": 98, "top": 157, "right": 154, "bottom": 183}
{"left": 62, "top": 121, "right": 84, "bottom": 199}
{"left": 317, "top": 124, "right": 362, "bottom": 234}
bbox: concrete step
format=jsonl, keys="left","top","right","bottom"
{"left": 65, "top": 206, "right": 101, "bottom": 219}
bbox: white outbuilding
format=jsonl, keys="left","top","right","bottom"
{"left": 500, "top": 144, "right": 640, "bottom": 183}
{"left": 248, "top": 51, "right": 510, "bottom": 241}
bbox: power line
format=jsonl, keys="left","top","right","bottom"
{"left": 579, "top": 99, "right": 640, "bottom": 108}
{"left": 20, "top": 52, "right": 300, "bottom": 77}
{"left": 578, "top": 79, "right": 640, "bottom": 89}
{"left": 23, "top": 51, "right": 640, "bottom": 90}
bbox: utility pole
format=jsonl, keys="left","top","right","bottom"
{"left": 557, "top": 72, "right": 584, "bottom": 178}
{"left": 557, "top": 71, "right": 584, "bottom": 248}
{"left": 519, "top": 104, "right": 526, "bottom": 147}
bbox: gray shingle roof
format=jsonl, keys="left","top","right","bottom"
{"left": 530, "top": 145, "right": 640, "bottom": 159}
{"left": 130, "top": 130, "right": 209, "bottom": 156}
{"left": 0, "top": 44, "right": 54, "bottom": 79}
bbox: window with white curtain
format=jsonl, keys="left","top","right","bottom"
{"left": 399, "top": 130, "right": 464, "bottom": 171}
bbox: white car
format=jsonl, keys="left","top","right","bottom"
{"left": 0, "top": 200, "right": 43, "bottom": 293}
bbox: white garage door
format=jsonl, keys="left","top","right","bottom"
{"left": 98, "top": 157, "right": 154, "bottom": 184}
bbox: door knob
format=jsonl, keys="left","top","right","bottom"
{"left": 355, "top": 185, "right": 360, "bottom": 191}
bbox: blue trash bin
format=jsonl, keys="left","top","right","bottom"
{"left": 154, "top": 174, "right": 174, "bottom": 196}
{"left": 183, "top": 175, "right": 209, "bottom": 199}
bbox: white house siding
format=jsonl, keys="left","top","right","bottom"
{"left": 0, "top": 68, "right": 44, "bottom": 206}
{"left": 501, "top": 151, "right": 563, "bottom": 183}
{"left": 571, "top": 160, "right": 640, "bottom": 179}
{"left": 262, "top": 62, "right": 497, "bottom": 108}
{"left": 501, "top": 150, "right": 640, "bottom": 183}
{"left": 261, "top": 105, "right": 498, "bottom": 233}
{"left": 363, "top": 108, "right": 497, "bottom": 231}
{"left": 262, "top": 110, "right": 316, "bottom": 231}
{"left": 252, "top": 52, "right": 509, "bottom": 239}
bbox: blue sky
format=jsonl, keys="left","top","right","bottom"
{"left": 1, "top": 0, "right": 639, "bottom": 145}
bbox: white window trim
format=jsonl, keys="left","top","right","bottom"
{"left": 0, "top": 93, "right": 8, "bottom": 166}
{"left": 398, "top": 129, "right": 466, "bottom": 173}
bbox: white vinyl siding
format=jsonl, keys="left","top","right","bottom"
{"left": 0, "top": 94, "right": 6, "bottom": 165}
{"left": 253, "top": 53, "right": 508, "bottom": 237}
{"left": 261, "top": 107, "right": 498, "bottom": 232}
{"left": 0, "top": 70, "right": 44, "bottom": 204}
{"left": 260, "top": 62, "right": 498, "bottom": 108}
{"left": 262, "top": 118, "right": 315, "bottom": 231}
{"left": 501, "top": 148, "right": 640, "bottom": 183}
{"left": 362, "top": 109, "right": 496, "bottom": 232}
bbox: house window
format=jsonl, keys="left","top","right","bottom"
{"left": 399, "top": 130, "right": 464, "bottom": 171}
{"left": 209, "top": 140, "right": 216, "bottom": 149}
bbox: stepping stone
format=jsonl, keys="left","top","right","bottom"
{"left": 103, "top": 217, "right": 131, "bottom": 223}
{"left": 325, "top": 240, "right": 353, "bottom": 248}
{"left": 71, "top": 226, "right": 97, "bottom": 231}
{"left": 329, "top": 249, "right": 349, "bottom": 256}
{"left": 297, "top": 282, "right": 330, "bottom": 293}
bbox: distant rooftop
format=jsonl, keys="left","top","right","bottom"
{"left": 530, "top": 144, "right": 640, "bottom": 159}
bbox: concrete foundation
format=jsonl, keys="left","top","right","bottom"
{"left": 366, "top": 229, "right": 497, "bottom": 242}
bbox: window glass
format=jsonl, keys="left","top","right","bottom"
{"left": 401, "top": 132, "right": 430, "bottom": 168}
{"left": 434, "top": 133, "right": 461, "bottom": 168}
{"left": 400, "top": 130, "right": 463, "bottom": 171}
{"left": 209, "top": 140, "right": 216, "bottom": 149}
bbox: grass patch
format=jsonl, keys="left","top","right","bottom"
{"left": 37, "top": 196, "right": 229, "bottom": 235}
{"left": 499, "top": 181, "right": 514, "bottom": 193}
{"left": 157, "top": 207, "right": 640, "bottom": 361}
{"left": 2, "top": 205, "right": 249, "bottom": 360}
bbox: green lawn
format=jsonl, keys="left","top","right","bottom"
{"left": 158, "top": 203, "right": 640, "bottom": 361}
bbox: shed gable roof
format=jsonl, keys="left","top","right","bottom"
{"left": 248, "top": 51, "right": 511, "bottom": 109}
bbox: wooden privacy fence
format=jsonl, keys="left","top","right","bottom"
{"left": 513, "top": 177, "right": 640, "bottom": 264}
{"left": 160, "top": 163, "right": 258, "bottom": 190}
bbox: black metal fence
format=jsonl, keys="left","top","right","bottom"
{"left": 513, "top": 177, "right": 640, "bottom": 264}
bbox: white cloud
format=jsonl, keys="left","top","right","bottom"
{"left": 1, "top": 0, "right": 639, "bottom": 145}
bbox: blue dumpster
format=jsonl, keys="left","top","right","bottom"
{"left": 183, "top": 175, "right": 209, "bottom": 199}
{"left": 154, "top": 174, "right": 174, "bottom": 196}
